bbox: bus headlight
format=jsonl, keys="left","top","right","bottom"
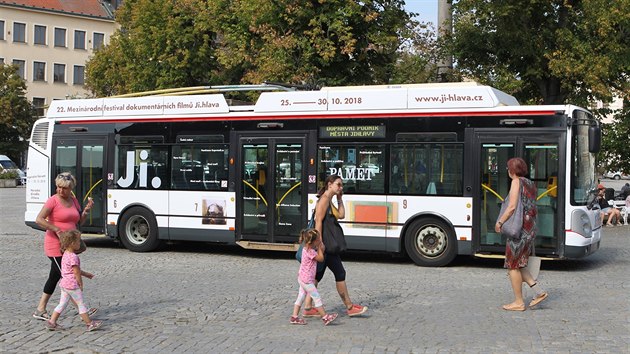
{"left": 571, "top": 209, "right": 592, "bottom": 238}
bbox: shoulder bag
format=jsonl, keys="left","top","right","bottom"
{"left": 296, "top": 208, "right": 316, "bottom": 262}
{"left": 321, "top": 202, "right": 347, "bottom": 254}
{"left": 526, "top": 246, "right": 541, "bottom": 280}
{"left": 497, "top": 185, "right": 524, "bottom": 240}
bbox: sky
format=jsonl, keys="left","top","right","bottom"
{"left": 404, "top": 0, "right": 439, "bottom": 25}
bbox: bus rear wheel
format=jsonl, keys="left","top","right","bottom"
{"left": 119, "top": 207, "right": 162, "bottom": 252}
{"left": 405, "top": 217, "right": 456, "bottom": 267}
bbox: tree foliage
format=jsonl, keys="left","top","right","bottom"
{"left": 448, "top": 0, "right": 630, "bottom": 106}
{"left": 86, "top": 0, "right": 226, "bottom": 96}
{"left": 209, "top": 0, "right": 416, "bottom": 87}
{"left": 0, "top": 65, "right": 35, "bottom": 161}
{"left": 600, "top": 104, "right": 630, "bottom": 174}
{"left": 86, "top": 0, "right": 424, "bottom": 96}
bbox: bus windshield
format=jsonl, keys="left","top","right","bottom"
{"left": 571, "top": 118, "right": 597, "bottom": 205}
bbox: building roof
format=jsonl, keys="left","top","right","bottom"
{"left": 0, "top": 0, "right": 114, "bottom": 20}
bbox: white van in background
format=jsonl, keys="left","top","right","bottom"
{"left": 0, "top": 155, "right": 26, "bottom": 185}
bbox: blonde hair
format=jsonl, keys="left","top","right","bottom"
{"left": 59, "top": 229, "right": 81, "bottom": 253}
{"left": 55, "top": 172, "right": 76, "bottom": 189}
{"left": 299, "top": 228, "right": 319, "bottom": 246}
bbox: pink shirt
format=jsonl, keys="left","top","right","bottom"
{"left": 298, "top": 247, "right": 318, "bottom": 283}
{"left": 43, "top": 195, "right": 81, "bottom": 257}
{"left": 59, "top": 251, "right": 80, "bottom": 289}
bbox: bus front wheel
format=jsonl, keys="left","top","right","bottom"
{"left": 405, "top": 217, "right": 456, "bottom": 267}
{"left": 119, "top": 207, "right": 162, "bottom": 252}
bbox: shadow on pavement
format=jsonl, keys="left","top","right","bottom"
{"left": 83, "top": 235, "right": 607, "bottom": 272}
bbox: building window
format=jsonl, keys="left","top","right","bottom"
{"left": 13, "top": 22, "right": 26, "bottom": 43}
{"left": 74, "top": 30, "right": 86, "bottom": 49}
{"left": 32, "top": 97, "right": 46, "bottom": 117}
{"left": 33, "top": 61, "right": 46, "bottom": 81}
{"left": 93, "top": 32, "right": 105, "bottom": 50}
{"left": 54, "top": 28, "right": 66, "bottom": 47}
{"left": 34, "top": 25, "right": 46, "bottom": 45}
{"left": 0, "top": 20, "right": 5, "bottom": 41}
{"left": 54, "top": 64, "right": 66, "bottom": 83}
{"left": 12, "top": 60, "right": 26, "bottom": 79}
{"left": 73, "top": 65, "right": 85, "bottom": 85}
{"left": 0, "top": 58, "right": 4, "bottom": 64}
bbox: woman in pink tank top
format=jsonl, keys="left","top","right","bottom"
{"left": 31, "top": 172, "right": 94, "bottom": 321}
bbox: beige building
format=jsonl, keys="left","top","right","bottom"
{"left": 590, "top": 96, "right": 625, "bottom": 124}
{"left": 0, "top": 0, "right": 116, "bottom": 115}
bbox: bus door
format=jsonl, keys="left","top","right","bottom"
{"left": 471, "top": 130, "right": 564, "bottom": 257}
{"left": 52, "top": 137, "right": 108, "bottom": 234}
{"left": 236, "top": 134, "right": 309, "bottom": 244}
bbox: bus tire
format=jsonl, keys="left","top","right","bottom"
{"left": 404, "top": 217, "right": 457, "bottom": 267}
{"left": 119, "top": 207, "right": 162, "bottom": 252}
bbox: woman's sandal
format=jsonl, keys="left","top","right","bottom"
{"left": 502, "top": 303, "right": 526, "bottom": 311}
{"left": 32, "top": 310, "right": 51, "bottom": 321}
{"left": 529, "top": 292, "right": 549, "bottom": 308}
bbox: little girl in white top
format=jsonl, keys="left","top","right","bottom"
{"left": 46, "top": 230, "right": 103, "bottom": 332}
{"left": 290, "top": 228, "right": 338, "bottom": 325}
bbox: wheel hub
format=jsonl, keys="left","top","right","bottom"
{"left": 126, "top": 215, "right": 149, "bottom": 245}
{"left": 416, "top": 226, "right": 446, "bottom": 257}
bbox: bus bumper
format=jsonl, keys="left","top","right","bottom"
{"left": 565, "top": 240, "right": 600, "bottom": 258}
{"left": 564, "top": 229, "right": 601, "bottom": 258}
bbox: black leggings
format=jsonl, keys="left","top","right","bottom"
{"left": 43, "top": 256, "right": 62, "bottom": 295}
{"left": 315, "top": 253, "right": 346, "bottom": 283}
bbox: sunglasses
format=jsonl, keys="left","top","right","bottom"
{"left": 57, "top": 174, "right": 73, "bottom": 181}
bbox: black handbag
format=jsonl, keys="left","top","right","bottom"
{"left": 322, "top": 203, "right": 347, "bottom": 254}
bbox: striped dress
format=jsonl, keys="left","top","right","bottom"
{"left": 504, "top": 177, "right": 538, "bottom": 269}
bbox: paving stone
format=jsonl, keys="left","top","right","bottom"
{"left": 1, "top": 187, "right": 628, "bottom": 353}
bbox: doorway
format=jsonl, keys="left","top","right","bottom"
{"left": 472, "top": 130, "right": 564, "bottom": 256}
{"left": 236, "top": 134, "right": 309, "bottom": 243}
{"left": 52, "top": 137, "right": 108, "bottom": 234}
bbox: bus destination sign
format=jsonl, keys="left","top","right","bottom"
{"left": 320, "top": 125, "right": 385, "bottom": 139}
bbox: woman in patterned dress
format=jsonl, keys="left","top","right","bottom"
{"left": 495, "top": 158, "right": 548, "bottom": 311}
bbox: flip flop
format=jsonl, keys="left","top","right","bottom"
{"left": 502, "top": 303, "right": 525, "bottom": 311}
{"left": 529, "top": 292, "right": 548, "bottom": 307}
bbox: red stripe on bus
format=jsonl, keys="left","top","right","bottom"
{"left": 57, "top": 110, "right": 559, "bottom": 125}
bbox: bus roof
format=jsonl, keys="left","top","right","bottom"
{"left": 46, "top": 83, "right": 522, "bottom": 119}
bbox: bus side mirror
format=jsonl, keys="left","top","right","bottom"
{"left": 588, "top": 125, "right": 601, "bottom": 153}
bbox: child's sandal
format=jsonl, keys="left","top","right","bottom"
{"left": 46, "top": 321, "right": 64, "bottom": 331}
{"left": 289, "top": 316, "right": 306, "bottom": 325}
{"left": 322, "top": 313, "right": 338, "bottom": 326}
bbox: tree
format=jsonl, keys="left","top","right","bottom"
{"left": 86, "top": 0, "right": 422, "bottom": 96}
{"left": 600, "top": 104, "right": 630, "bottom": 174}
{"left": 210, "top": 0, "right": 416, "bottom": 87}
{"left": 86, "top": 0, "right": 228, "bottom": 96}
{"left": 390, "top": 21, "right": 443, "bottom": 84}
{"left": 0, "top": 65, "right": 35, "bottom": 162}
{"left": 447, "top": 0, "right": 630, "bottom": 106}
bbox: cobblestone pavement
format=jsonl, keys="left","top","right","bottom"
{"left": 1, "top": 187, "right": 629, "bottom": 353}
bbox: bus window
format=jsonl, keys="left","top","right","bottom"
{"left": 390, "top": 143, "right": 463, "bottom": 196}
{"left": 171, "top": 144, "right": 229, "bottom": 190}
{"left": 318, "top": 145, "right": 385, "bottom": 194}
{"left": 115, "top": 145, "right": 169, "bottom": 189}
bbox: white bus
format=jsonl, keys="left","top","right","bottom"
{"left": 24, "top": 82, "right": 602, "bottom": 266}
